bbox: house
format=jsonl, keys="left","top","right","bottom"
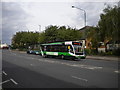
{"left": 79, "top": 26, "right": 93, "bottom": 49}
{"left": 106, "top": 40, "right": 120, "bottom": 52}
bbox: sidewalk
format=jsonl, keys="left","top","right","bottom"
{"left": 86, "top": 55, "right": 119, "bottom": 61}
{"left": 10, "top": 50, "right": 26, "bottom": 53}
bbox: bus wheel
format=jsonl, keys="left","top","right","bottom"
{"left": 43, "top": 54, "right": 47, "bottom": 58}
{"left": 61, "top": 55, "right": 65, "bottom": 59}
{"left": 71, "top": 57, "right": 75, "bottom": 60}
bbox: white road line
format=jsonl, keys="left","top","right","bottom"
{"left": 2, "top": 71, "right": 7, "bottom": 75}
{"left": 7, "top": 52, "right": 103, "bottom": 71}
{"left": 71, "top": 76, "right": 88, "bottom": 82}
{"left": 38, "top": 58, "right": 103, "bottom": 70}
{"left": 0, "top": 80, "right": 10, "bottom": 85}
{"left": 13, "top": 53, "right": 16, "bottom": 55}
{"left": 114, "top": 70, "right": 120, "bottom": 73}
{"left": 30, "top": 64, "right": 33, "bottom": 66}
{"left": 10, "top": 78, "right": 18, "bottom": 85}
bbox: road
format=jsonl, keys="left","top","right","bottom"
{"left": 1, "top": 50, "right": 119, "bottom": 88}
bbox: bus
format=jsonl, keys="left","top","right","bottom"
{"left": 40, "top": 41, "right": 86, "bottom": 60}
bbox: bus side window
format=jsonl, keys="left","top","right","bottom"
{"left": 44, "top": 46, "right": 47, "bottom": 51}
{"left": 46, "top": 45, "right": 50, "bottom": 51}
{"left": 41, "top": 46, "right": 44, "bottom": 51}
{"left": 49, "top": 46, "right": 51, "bottom": 51}
{"left": 64, "top": 46, "right": 68, "bottom": 52}
{"left": 58, "top": 45, "right": 62, "bottom": 52}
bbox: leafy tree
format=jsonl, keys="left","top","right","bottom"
{"left": 38, "top": 32, "right": 46, "bottom": 43}
{"left": 98, "top": 5, "right": 120, "bottom": 43}
{"left": 44, "top": 25, "right": 59, "bottom": 42}
{"left": 85, "top": 27, "right": 99, "bottom": 50}
{"left": 12, "top": 31, "right": 39, "bottom": 49}
{"left": 43, "top": 25, "right": 82, "bottom": 43}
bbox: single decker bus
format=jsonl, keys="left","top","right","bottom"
{"left": 40, "top": 41, "right": 86, "bottom": 60}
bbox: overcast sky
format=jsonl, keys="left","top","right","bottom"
{"left": 1, "top": 0, "right": 118, "bottom": 45}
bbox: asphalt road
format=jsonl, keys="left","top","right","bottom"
{"left": 1, "top": 50, "right": 119, "bottom": 88}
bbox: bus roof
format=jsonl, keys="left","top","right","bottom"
{"left": 40, "top": 41, "right": 81, "bottom": 46}
{"left": 41, "top": 42, "right": 64, "bottom": 46}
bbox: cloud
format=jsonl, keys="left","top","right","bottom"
{"left": 1, "top": 1, "right": 118, "bottom": 45}
{"left": 2, "top": 2, "right": 29, "bottom": 44}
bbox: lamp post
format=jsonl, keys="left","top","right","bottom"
{"left": 72, "top": 5, "right": 86, "bottom": 27}
{"left": 38, "top": 25, "right": 41, "bottom": 44}
{"left": 39, "top": 25, "right": 41, "bottom": 32}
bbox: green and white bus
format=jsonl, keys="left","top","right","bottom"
{"left": 40, "top": 41, "right": 86, "bottom": 60}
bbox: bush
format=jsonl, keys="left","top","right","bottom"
{"left": 18, "top": 48, "right": 27, "bottom": 51}
{"left": 85, "top": 49, "right": 91, "bottom": 55}
{"left": 112, "top": 49, "right": 120, "bottom": 56}
{"left": 85, "top": 48, "right": 120, "bottom": 56}
{"left": 85, "top": 48, "right": 98, "bottom": 55}
{"left": 91, "top": 49, "right": 98, "bottom": 55}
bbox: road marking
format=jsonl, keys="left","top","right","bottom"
{"left": 62, "top": 63, "right": 103, "bottom": 70}
{"left": 71, "top": 76, "right": 88, "bottom": 82}
{"left": 0, "top": 80, "right": 10, "bottom": 85}
{"left": 31, "top": 58, "right": 34, "bottom": 59}
{"left": 9, "top": 52, "right": 103, "bottom": 71}
{"left": 37, "top": 58, "right": 103, "bottom": 70}
{"left": 30, "top": 64, "right": 33, "bottom": 66}
{"left": 13, "top": 53, "right": 16, "bottom": 55}
{"left": 114, "top": 70, "right": 120, "bottom": 73}
{"left": 10, "top": 78, "right": 18, "bottom": 85}
{"left": 2, "top": 71, "right": 7, "bottom": 75}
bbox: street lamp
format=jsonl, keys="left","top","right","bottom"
{"left": 38, "top": 25, "right": 41, "bottom": 44}
{"left": 39, "top": 25, "right": 41, "bottom": 32}
{"left": 72, "top": 5, "right": 86, "bottom": 27}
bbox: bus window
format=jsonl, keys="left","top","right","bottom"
{"left": 44, "top": 46, "right": 47, "bottom": 51}
{"left": 74, "top": 45, "right": 83, "bottom": 53}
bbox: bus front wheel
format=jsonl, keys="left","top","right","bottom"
{"left": 42, "top": 54, "right": 47, "bottom": 58}
{"left": 61, "top": 55, "right": 65, "bottom": 59}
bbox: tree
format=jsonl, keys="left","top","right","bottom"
{"left": 12, "top": 31, "right": 39, "bottom": 49}
{"left": 43, "top": 25, "right": 82, "bottom": 43}
{"left": 44, "top": 25, "right": 59, "bottom": 42}
{"left": 85, "top": 27, "right": 99, "bottom": 50}
{"left": 98, "top": 5, "right": 120, "bottom": 44}
{"left": 38, "top": 32, "right": 46, "bottom": 43}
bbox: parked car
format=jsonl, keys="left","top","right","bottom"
{"left": 34, "top": 50, "right": 41, "bottom": 55}
{"left": 27, "top": 50, "right": 41, "bottom": 55}
{"left": 27, "top": 50, "right": 34, "bottom": 54}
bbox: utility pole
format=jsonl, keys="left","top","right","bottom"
{"left": 72, "top": 5, "right": 87, "bottom": 27}
{"left": 38, "top": 25, "right": 41, "bottom": 44}
{"left": 39, "top": 25, "right": 41, "bottom": 32}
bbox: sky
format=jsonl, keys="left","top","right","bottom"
{"left": 0, "top": 0, "right": 119, "bottom": 45}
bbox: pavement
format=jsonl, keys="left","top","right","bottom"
{"left": 86, "top": 55, "right": 119, "bottom": 61}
